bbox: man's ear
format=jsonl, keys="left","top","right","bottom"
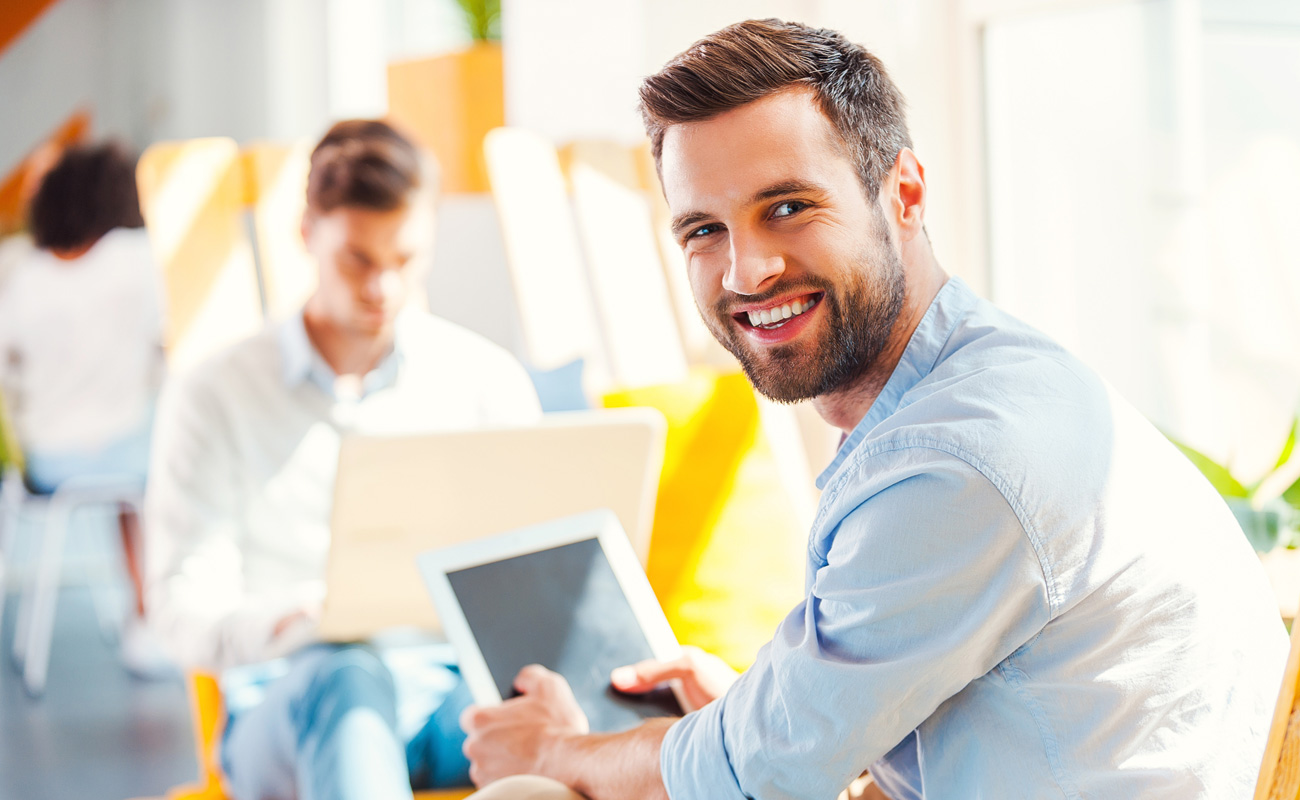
{"left": 885, "top": 148, "right": 927, "bottom": 243}
{"left": 300, "top": 211, "right": 314, "bottom": 248}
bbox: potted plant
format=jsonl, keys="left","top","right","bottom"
{"left": 386, "top": 0, "right": 503, "bottom": 194}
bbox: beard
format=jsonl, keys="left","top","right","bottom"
{"left": 702, "top": 210, "right": 906, "bottom": 404}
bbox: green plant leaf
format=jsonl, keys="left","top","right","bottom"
{"left": 1284, "top": 476, "right": 1300, "bottom": 510}
{"left": 454, "top": 0, "right": 501, "bottom": 41}
{"left": 1274, "top": 415, "right": 1299, "bottom": 472}
{"left": 1166, "top": 434, "right": 1250, "bottom": 498}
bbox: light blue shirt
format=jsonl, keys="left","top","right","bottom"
{"left": 278, "top": 309, "right": 403, "bottom": 400}
{"left": 661, "top": 277, "right": 1288, "bottom": 799}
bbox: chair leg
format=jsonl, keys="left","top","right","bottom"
{"left": 0, "top": 469, "right": 24, "bottom": 643}
{"left": 84, "top": 537, "right": 124, "bottom": 646}
{"left": 21, "top": 494, "right": 72, "bottom": 697}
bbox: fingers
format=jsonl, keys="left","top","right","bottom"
{"left": 611, "top": 653, "right": 695, "bottom": 693}
{"left": 513, "top": 663, "right": 561, "bottom": 695}
{"left": 460, "top": 703, "right": 489, "bottom": 733}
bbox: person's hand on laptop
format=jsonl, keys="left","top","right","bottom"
{"left": 461, "top": 664, "right": 591, "bottom": 787}
{"left": 610, "top": 645, "right": 739, "bottom": 712}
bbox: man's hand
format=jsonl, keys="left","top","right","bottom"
{"left": 461, "top": 664, "right": 590, "bottom": 788}
{"left": 610, "top": 645, "right": 739, "bottom": 712}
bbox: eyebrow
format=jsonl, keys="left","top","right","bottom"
{"left": 669, "top": 178, "right": 830, "bottom": 238}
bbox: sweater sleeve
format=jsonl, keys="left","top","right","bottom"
{"left": 144, "top": 368, "right": 320, "bottom": 672}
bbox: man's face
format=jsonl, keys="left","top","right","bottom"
{"left": 301, "top": 199, "right": 434, "bottom": 335}
{"left": 660, "top": 88, "right": 905, "bottom": 403}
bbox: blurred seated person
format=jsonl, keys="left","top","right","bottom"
{"left": 0, "top": 142, "right": 167, "bottom": 676}
{"left": 144, "top": 119, "right": 541, "bottom": 800}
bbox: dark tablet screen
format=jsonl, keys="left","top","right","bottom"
{"left": 447, "top": 537, "right": 684, "bottom": 732}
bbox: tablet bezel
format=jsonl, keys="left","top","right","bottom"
{"left": 417, "top": 509, "right": 686, "bottom": 713}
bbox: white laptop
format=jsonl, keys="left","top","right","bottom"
{"left": 318, "top": 408, "right": 666, "bottom": 642}
{"left": 418, "top": 510, "right": 686, "bottom": 732}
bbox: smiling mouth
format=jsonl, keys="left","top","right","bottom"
{"left": 734, "top": 293, "right": 822, "bottom": 330}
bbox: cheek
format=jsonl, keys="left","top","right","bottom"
{"left": 686, "top": 250, "right": 728, "bottom": 298}
{"left": 786, "top": 224, "right": 864, "bottom": 278}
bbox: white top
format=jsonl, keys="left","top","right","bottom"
{"left": 144, "top": 309, "right": 542, "bottom": 672}
{"left": 0, "top": 227, "right": 164, "bottom": 452}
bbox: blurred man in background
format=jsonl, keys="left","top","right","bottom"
{"left": 145, "top": 119, "right": 540, "bottom": 800}
{"left": 0, "top": 142, "right": 168, "bottom": 678}
{"left": 458, "top": 19, "right": 1287, "bottom": 800}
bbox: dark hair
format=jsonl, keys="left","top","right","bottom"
{"left": 639, "top": 19, "right": 912, "bottom": 199}
{"left": 306, "top": 119, "right": 429, "bottom": 214}
{"left": 28, "top": 142, "right": 144, "bottom": 251}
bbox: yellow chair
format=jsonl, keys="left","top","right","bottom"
{"left": 171, "top": 672, "right": 474, "bottom": 800}
{"left": 604, "top": 368, "right": 810, "bottom": 670}
{"left": 135, "top": 138, "right": 264, "bottom": 372}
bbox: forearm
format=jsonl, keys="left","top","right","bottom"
{"left": 544, "top": 718, "right": 675, "bottom": 800}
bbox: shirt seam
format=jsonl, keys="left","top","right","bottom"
{"left": 814, "top": 437, "right": 1061, "bottom": 619}
{"left": 996, "top": 656, "right": 1080, "bottom": 799}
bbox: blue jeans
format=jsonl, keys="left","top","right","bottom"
{"left": 221, "top": 644, "right": 472, "bottom": 800}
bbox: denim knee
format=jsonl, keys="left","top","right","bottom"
{"left": 291, "top": 646, "right": 399, "bottom": 744}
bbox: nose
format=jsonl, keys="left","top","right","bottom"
{"left": 362, "top": 269, "right": 404, "bottom": 305}
{"left": 378, "top": 270, "right": 403, "bottom": 303}
{"left": 722, "top": 234, "right": 785, "bottom": 296}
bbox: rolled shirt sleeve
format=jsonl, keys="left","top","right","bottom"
{"left": 661, "top": 448, "right": 1051, "bottom": 800}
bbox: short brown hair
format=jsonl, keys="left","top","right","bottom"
{"left": 639, "top": 19, "right": 912, "bottom": 199}
{"left": 28, "top": 142, "right": 144, "bottom": 251}
{"left": 306, "top": 119, "right": 431, "bottom": 214}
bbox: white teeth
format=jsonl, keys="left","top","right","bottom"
{"left": 746, "top": 296, "right": 817, "bottom": 327}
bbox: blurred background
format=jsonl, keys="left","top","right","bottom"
{"left": 5, "top": 0, "right": 1299, "bottom": 473}
{"left": 1, "top": 0, "right": 1298, "bottom": 798}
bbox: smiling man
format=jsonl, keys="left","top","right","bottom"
{"left": 459, "top": 19, "right": 1288, "bottom": 800}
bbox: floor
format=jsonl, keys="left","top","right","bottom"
{"left": 0, "top": 586, "right": 197, "bottom": 800}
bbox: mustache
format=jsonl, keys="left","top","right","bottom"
{"left": 712, "top": 279, "right": 833, "bottom": 318}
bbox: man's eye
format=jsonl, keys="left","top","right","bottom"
{"left": 688, "top": 223, "right": 722, "bottom": 240}
{"left": 773, "top": 201, "right": 807, "bottom": 218}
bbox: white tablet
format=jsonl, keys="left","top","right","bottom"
{"left": 418, "top": 510, "right": 686, "bottom": 732}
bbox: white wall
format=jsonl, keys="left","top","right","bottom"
{"left": 983, "top": 0, "right": 1300, "bottom": 479}
{"left": 0, "top": 0, "right": 109, "bottom": 168}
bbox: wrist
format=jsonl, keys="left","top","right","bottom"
{"left": 537, "top": 729, "right": 585, "bottom": 787}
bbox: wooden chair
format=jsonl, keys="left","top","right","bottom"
{"left": 1257, "top": 618, "right": 1300, "bottom": 798}
{"left": 171, "top": 672, "right": 473, "bottom": 800}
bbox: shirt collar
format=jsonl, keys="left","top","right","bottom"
{"left": 278, "top": 309, "right": 405, "bottom": 400}
{"left": 815, "top": 276, "right": 975, "bottom": 489}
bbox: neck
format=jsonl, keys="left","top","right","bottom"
{"left": 51, "top": 241, "right": 96, "bottom": 260}
{"left": 812, "top": 247, "right": 949, "bottom": 435}
{"left": 301, "top": 297, "right": 394, "bottom": 379}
